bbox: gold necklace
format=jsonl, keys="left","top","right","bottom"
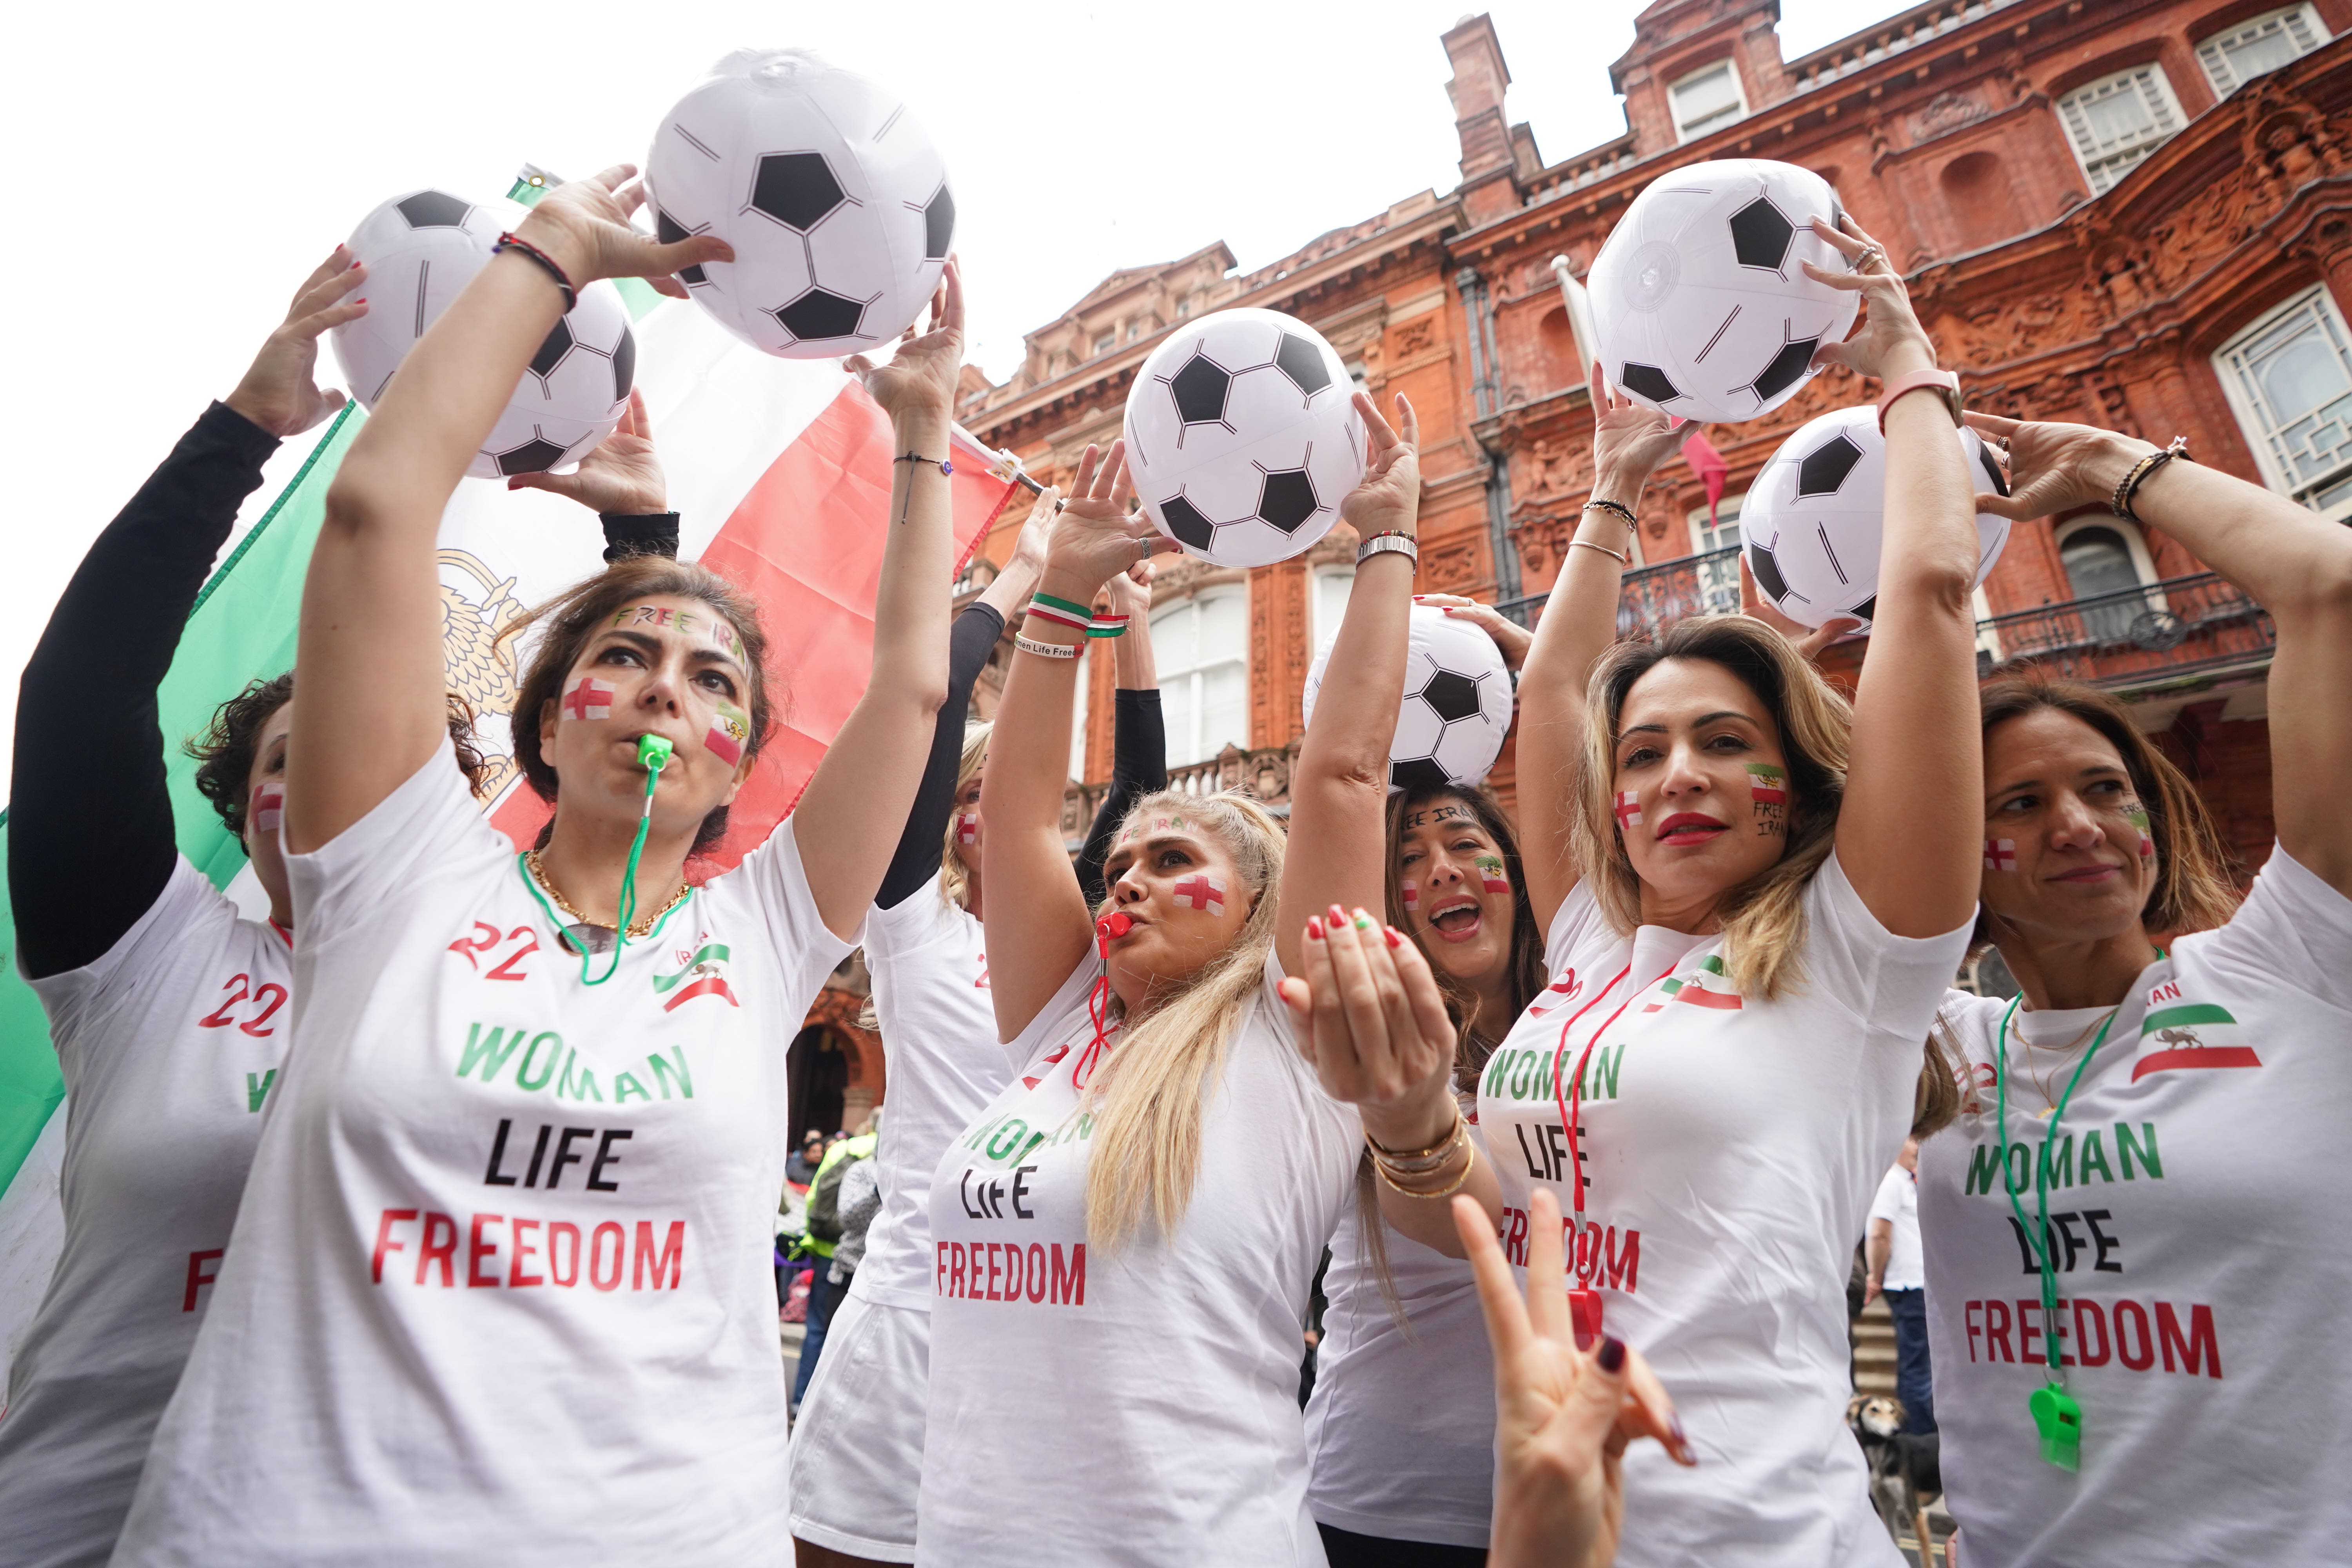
{"left": 525, "top": 849, "right": 690, "bottom": 939}
{"left": 2011, "top": 1006, "right": 2119, "bottom": 1111}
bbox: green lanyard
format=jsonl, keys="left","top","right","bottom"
{"left": 1992, "top": 992, "right": 2120, "bottom": 1473}
{"left": 519, "top": 735, "right": 674, "bottom": 986}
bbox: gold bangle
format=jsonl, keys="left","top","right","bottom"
{"left": 1568, "top": 538, "right": 1629, "bottom": 565}
{"left": 1366, "top": 1106, "right": 1464, "bottom": 1162}
{"left": 1374, "top": 1140, "right": 1476, "bottom": 1200}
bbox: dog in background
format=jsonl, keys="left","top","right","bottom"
{"left": 1848, "top": 1393, "right": 1941, "bottom": 1565}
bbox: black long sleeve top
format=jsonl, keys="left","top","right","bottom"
{"left": 13, "top": 403, "right": 280, "bottom": 981}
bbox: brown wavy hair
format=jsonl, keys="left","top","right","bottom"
{"left": 501, "top": 557, "right": 773, "bottom": 855}
{"left": 1975, "top": 670, "right": 2240, "bottom": 946}
{"left": 1576, "top": 614, "right": 1851, "bottom": 1002}
{"left": 188, "top": 672, "right": 491, "bottom": 844}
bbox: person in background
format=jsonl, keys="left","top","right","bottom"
{"left": 1863, "top": 1137, "right": 1932, "bottom": 1435}
{"left": 795, "top": 1124, "right": 880, "bottom": 1409}
{"left": 788, "top": 1131, "right": 827, "bottom": 1187}
{"left": 826, "top": 1110, "right": 885, "bottom": 1303}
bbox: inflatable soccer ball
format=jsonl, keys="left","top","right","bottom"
{"left": 644, "top": 49, "right": 954, "bottom": 359}
{"left": 1302, "top": 604, "right": 1513, "bottom": 791}
{"left": 1123, "top": 308, "right": 1364, "bottom": 569}
{"left": 332, "top": 189, "right": 636, "bottom": 479}
{"left": 1741, "top": 405, "right": 2014, "bottom": 629}
{"left": 1587, "top": 159, "right": 1857, "bottom": 424}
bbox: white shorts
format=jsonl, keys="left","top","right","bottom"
{"left": 788, "top": 1289, "right": 931, "bottom": 1561}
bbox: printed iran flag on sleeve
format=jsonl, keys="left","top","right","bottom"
{"left": 0, "top": 279, "right": 1021, "bottom": 1386}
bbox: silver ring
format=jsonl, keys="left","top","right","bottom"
{"left": 1855, "top": 245, "right": 1885, "bottom": 273}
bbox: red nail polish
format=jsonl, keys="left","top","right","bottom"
{"left": 1306, "top": 916, "right": 1324, "bottom": 939}
{"left": 1328, "top": 904, "right": 1346, "bottom": 924}
{"left": 1383, "top": 927, "right": 1402, "bottom": 949}
{"left": 353, "top": 298, "right": 366, "bottom": 305}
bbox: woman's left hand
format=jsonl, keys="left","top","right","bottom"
{"left": 512, "top": 164, "right": 733, "bottom": 296}
{"left": 1416, "top": 594, "right": 1532, "bottom": 671}
{"left": 1588, "top": 361, "right": 1685, "bottom": 502}
{"left": 1280, "top": 905, "right": 1459, "bottom": 1142}
{"left": 1339, "top": 392, "right": 1421, "bottom": 538}
{"left": 849, "top": 257, "right": 964, "bottom": 425}
{"left": 506, "top": 387, "right": 666, "bottom": 513}
{"left": 1802, "top": 214, "right": 1936, "bottom": 383}
{"left": 1461, "top": 1187, "right": 1694, "bottom": 1568}
{"left": 1037, "top": 442, "right": 1174, "bottom": 603}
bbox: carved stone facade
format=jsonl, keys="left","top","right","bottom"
{"left": 953, "top": 0, "right": 2350, "bottom": 842}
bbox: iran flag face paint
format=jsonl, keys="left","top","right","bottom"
{"left": 705, "top": 700, "right": 750, "bottom": 768}
{"left": 1745, "top": 763, "right": 1786, "bottom": 805}
{"left": 1474, "top": 853, "right": 1510, "bottom": 894}
{"left": 1171, "top": 873, "right": 1226, "bottom": 916}
{"left": 1613, "top": 791, "right": 1643, "bottom": 831}
{"left": 1985, "top": 838, "right": 2017, "bottom": 872}
{"left": 561, "top": 677, "right": 614, "bottom": 722}
{"left": 2127, "top": 804, "right": 2155, "bottom": 860}
{"left": 252, "top": 783, "right": 284, "bottom": 836}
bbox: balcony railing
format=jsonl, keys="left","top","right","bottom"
{"left": 1489, "top": 562, "right": 2273, "bottom": 691}
{"left": 1491, "top": 545, "right": 1743, "bottom": 638}
{"left": 1059, "top": 739, "right": 1301, "bottom": 842}
{"left": 1974, "top": 571, "right": 2273, "bottom": 686}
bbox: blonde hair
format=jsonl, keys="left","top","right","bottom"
{"left": 1573, "top": 615, "right": 1853, "bottom": 1002}
{"left": 938, "top": 722, "right": 992, "bottom": 912}
{"left": 1083, "top": 789, "right": 1288, "bottom": 1251}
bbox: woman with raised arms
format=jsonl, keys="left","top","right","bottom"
{"left": 913, "top": 390, "right": 1452, "bottom": 1564}
{"left": 1914, "top": 410, "right": 2352, "bottom": 1567}
{"left": 1286, "top": 216, "right": 1985, "bottom": 1564}
{"left": 1302, "top": 760, "right": 1543, "bottom": 1564}
{"left": 0, "top": 254, "right": 499, "bottom": 1568}
{"left": 110, "top": 166, "right": 959, "bottom": 1565}
{"left": 788, "top": 503, "right": 1170, "bottom": 1568}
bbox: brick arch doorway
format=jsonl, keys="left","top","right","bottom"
{"left": 785, "top": 1026, "right": 849, "bottom": 1146}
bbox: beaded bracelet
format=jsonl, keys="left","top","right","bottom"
{"left": 2112, "top": 436, "right": 2190, "bottom": 522}
{"left": 1014, "top": 633, "right": 1080, "bottom": 660}
{"left": 1582, "top": 497, "right": 1639, "bottom": 529}
{"left": 493, "top": 233, "right": 577, "bottom": 312}
{"left": 896, "top": 452, "right": 955, "bottom": 476}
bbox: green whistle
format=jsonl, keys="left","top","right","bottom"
{"left": 637, "top": 734, "right": 675, "bottom": 772}
{"left": 2028, "top": 1383, "right": 2082, "bottom": 1472}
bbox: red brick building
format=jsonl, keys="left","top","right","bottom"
{"left": 954, "top": 0, "right": 2349, "bottom": 882}
{"left": 806, "top": 0, "right": 2352, "bottom": 1114}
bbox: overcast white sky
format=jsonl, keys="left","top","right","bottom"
{"left": 0, "top": 0, "right": 1905, "bottom": 782}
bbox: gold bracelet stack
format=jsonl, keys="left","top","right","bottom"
{"left": 1581, "top": 497, "right": 1638, "bottom": 530}
{"left": 1367, "top": 1107, "right": 1475, "bottom": 1199}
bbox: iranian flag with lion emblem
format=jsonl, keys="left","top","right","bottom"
{"left": 0, "top": 254, "right": 1023, "bottom": 1385}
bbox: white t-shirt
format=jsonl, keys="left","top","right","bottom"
{"left": 112, "top": 743, "right": 853, "bottom": 1567}
{"left": 1867, "top": 1165, "right": 1924, "bottom": 1292}
{"left": 1303, "top": 1093, "right": 1495, "bottom": 1549}
{"left": 1917, "top": 843, "right": 2352, "bottom": 1568}
{"left": 916, "top": 950, "right": 1359, "bottom": 1566}
{"left": 851, "top": 873, "right": 1012, "bottom": 1313}
{"left": 1479, "top": 857, "right": 1969, "bottom": 1567}
{"left": 0, "top": 860, "right": 290, "bottom": 1568}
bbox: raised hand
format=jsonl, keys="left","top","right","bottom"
{"left": 1962, "top": 410, "right": 2147, "bottom": 522}
{"left": 848, "top": 258, "right": 964, "bottom": 425}
{"left": 224, "top": 247, "right": 370, "bottom": 438}
{"left": 1458, "top": 1187, "right": 1693, "bottom": 1568}
{"left": 1339, "top": 392, "right": 1421, "bottom": 537}
{"left": 1105, "top": 557, "right": 1156, "bottom": 620}
{"left": 1800, "top": 214, "right": 1936, "bottom": 383}
{"left": 506, "top": 388, "right": 666, "bottom": 513}
{"left": 1037, "top": 441, "right": 1174, "bottom": 603}
{"left": 1279, "top": 905, "right": 1457, "bottom": 1121}
{"left": 1747, "top": 591, "right": 1863, "bottom": 663}
{"left": 1416, "top": 593, "right": 1531, "bottom": 671}
{"left": 511, "top": 164, "right": 733, "bottom": 296}
{"left": 1588, "top": 361, "right": 1684, "bottom": 501}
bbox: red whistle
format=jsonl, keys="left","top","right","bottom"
{"left": 1570, "top": 1288, "right": 1604, "bottom": 1352}
{"left": 1096, "top": 911, "right": 1134, "bottom": 946}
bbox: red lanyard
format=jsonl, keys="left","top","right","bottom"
{"left": 1548, "top": 961, "right": 1649, "bottom": 1225}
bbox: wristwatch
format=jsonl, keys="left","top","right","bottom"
{"left": 1355, "top": 532, "right": 1419, "bottom": 566}
{"left": 1875, "top": 368, "right": 1963, "bottom": 432}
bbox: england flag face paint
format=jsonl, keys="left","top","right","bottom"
{"left": 1401, "top": 880, "right": 1420, "bottom": 912}
{"left": 252, "top": 784, "right": 284, "bottom": 836}
{"left": 1171, "top": 874, "right": 1226, "bottom": 916}
{"left": 1613, "top": 791, "right": 1643, "bottom": 831}
{"left": 562, "top": 677, "right": 614, "bottom": 722}
{"left": 1984, "top": 838, "right": 2016, "bottom": 872}
{"left": 955, "top": 811, "right": 981, "bottom": 845}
